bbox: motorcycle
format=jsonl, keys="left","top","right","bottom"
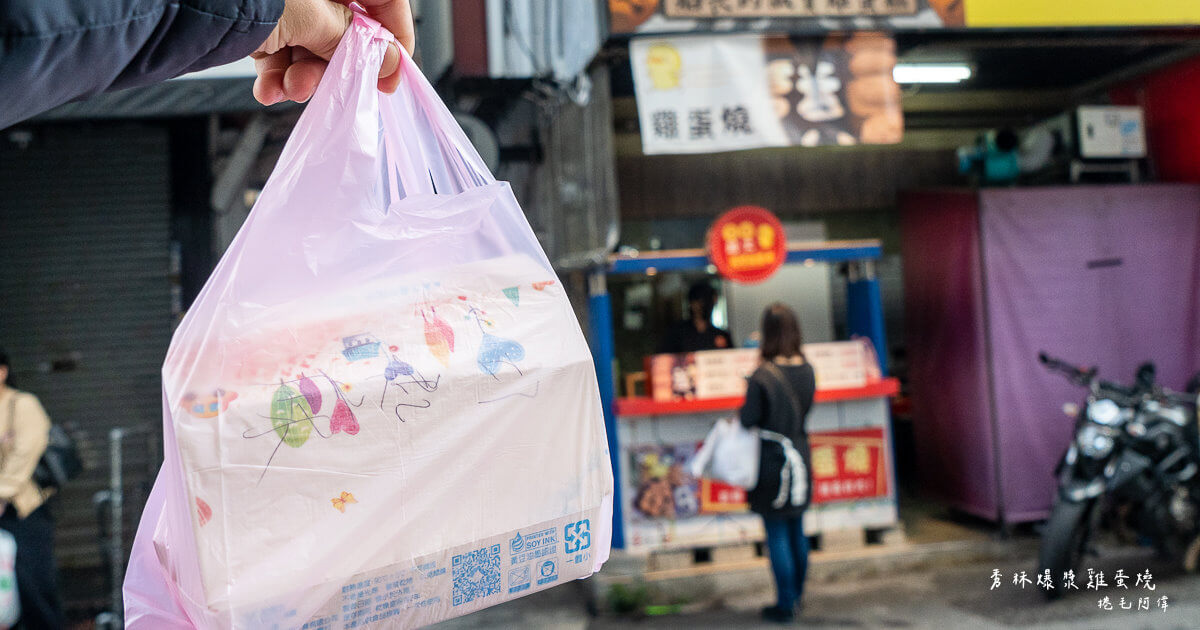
{"left": 1036, "top": 353, "right": 1200, "bottom": 599}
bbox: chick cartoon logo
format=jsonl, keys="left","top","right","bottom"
{"left": 645, "top": 42, "right": 682, "bottom": 90}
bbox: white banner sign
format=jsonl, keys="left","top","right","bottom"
{"left": 631, "top": 33, "right": 903, "bottom": 155}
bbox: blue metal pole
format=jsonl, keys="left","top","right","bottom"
{"left": 844, "top": 260, "right": 900, "bottom": 525}
{"left": 846, "top": 261, "right": 889, "bottom": 376}
{"left": 587, "top": 270, "right": 624, "bottom": 549}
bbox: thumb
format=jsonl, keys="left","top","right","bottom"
{"left": 288, "top": 0, "right": 399, "bottom": 83}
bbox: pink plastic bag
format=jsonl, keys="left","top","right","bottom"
{"left": 123, "top": 13, "right": 613, "bottom": 629}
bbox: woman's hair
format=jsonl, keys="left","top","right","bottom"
{"left": 759, "top": 303, "right": 803, "bottom": 361}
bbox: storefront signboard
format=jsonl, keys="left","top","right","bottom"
{"left": 964, "top": 0, "right": 1200, "bottom": 28}
{"left": 647, "top": 348, "right": 760, "bottom": 401}
{"left": 610, "top": 0, "right": 962, "bottom": 35}
{"left": 630, "top": 33, "right": 903, "bottom": 154}
{"left": 612, "top": 0, "right": 1198, "bottom": 34}
{"left": 646, "top": 341, "right": 881, "bottom": 402}
{"left": 707, "top": 205, "right": 788, "bottom": 283}
{"left": 804, "top": 340, "right": 882, "bottom": 390}
{"left": 809, "top": 427, "right": 890, "bottom": 503}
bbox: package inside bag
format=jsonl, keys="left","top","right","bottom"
{"left": 169, "top": 254, "right": 610, "bottom": 624}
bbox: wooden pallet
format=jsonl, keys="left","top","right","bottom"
{"left": 637, "top": 526, "right": 906, "bottom": 579}
{"left": 810, "top": 525, "right": 907, "bottom": 554}
{"left": 645, "top": 541, "right": 767, "bottom": 574}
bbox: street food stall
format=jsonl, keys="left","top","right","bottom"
{"left": 587, "top": 227, "right": 900, "bottom": 554}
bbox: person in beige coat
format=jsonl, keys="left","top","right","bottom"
{"left": 0, "top": 349, "right": 65, "bottom": 629}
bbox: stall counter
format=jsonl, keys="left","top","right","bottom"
{"left": 617, "top": 379, "right": 899, "bottom": 553}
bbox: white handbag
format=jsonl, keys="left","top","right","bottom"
{"left": 0, "top": 529, "right": 18, "bottom": 629}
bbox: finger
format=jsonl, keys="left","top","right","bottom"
{"left": 330, "top": 0, "right": 410, "bottom": 91}
{"left": 282, "top": 48, "right": 328, "bottom": 103}
{"left": 252, "top": 49, "right": 290, "bottom": 105}
{"left": 378, "top": 42, "right": 401, "bottom": 93}
{"left": 356, "top": 0, "right": 416, "bottom": 55}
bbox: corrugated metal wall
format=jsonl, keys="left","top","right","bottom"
{"left": 536, "top": 64, "right": 620, "bottom": 269}
{"left": 0, "top": 123, "right": 171, "bottom": 569}
{"left": 492, "top": 64, "right": 620, "bottom": 269}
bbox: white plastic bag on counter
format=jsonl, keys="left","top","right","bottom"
{"left": 123, "top": 12, "right": 613, "bottom": 630}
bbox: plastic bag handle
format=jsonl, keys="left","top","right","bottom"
{"left": 347, "top": 9, "right": 494, "bottom": 199}
{"left": 390, "top": 44, "right": 495, "bottom": 189}
{"left": 377, "top": 66, "right": 435, "bottom": 200}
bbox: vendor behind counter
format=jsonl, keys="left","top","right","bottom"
{"left": 657, "top": 281, "right": 733, "bottom": 353}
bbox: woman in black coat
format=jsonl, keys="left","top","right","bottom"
{"left": 739, "top": 303, "right": 815, "bottom": 624}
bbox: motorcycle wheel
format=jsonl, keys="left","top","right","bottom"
{"left": 1038, "top": 498, "right": 1095, "bottom": 600}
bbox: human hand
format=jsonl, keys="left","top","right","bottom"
{"left": 252, "top": 0, "right": 416, "bottom": 105}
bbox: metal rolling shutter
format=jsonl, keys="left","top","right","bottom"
{"left": 0, "top": 123, "right": 171, "bottom": 570}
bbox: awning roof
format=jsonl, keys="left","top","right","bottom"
{"left": 34, "top": 59, "right": 294, "bottom": 121}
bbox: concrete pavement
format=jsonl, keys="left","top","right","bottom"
{"left": 434, "top": 543, "right": 1200, "bottom": 629}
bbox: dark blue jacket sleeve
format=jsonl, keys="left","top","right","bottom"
{"left": 1, "top": 0, "right": 284, "bottom": 129}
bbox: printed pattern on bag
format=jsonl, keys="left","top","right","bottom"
{"left": 451, "top": 544, "right": 502, "bottom": 606}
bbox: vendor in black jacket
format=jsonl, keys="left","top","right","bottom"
{"left": 739, "top": 303, "right": 816, "bottom": 624}
{"left": 0, "top": 0, "right": 414, "bottom": 130}
{"left": 658, "top": 281, "right": 734, "bottom": 354}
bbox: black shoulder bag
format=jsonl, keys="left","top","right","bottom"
{"left": 7, "top": 394, "right": 83, "bottom": 490}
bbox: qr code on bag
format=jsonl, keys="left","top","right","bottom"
{"left": 451, "top": 544, "right": 502, "bottom": 606}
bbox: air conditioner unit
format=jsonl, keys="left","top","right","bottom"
{"left": 1076, "top": 105, "right": 1146, "bottom": 159}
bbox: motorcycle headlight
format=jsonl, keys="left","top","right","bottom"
{"left": 1087, "top": 399, "right": 1122, "bottom": 426}
{"left": 1077, "top": 423, "right": 1115, "bottom": 458}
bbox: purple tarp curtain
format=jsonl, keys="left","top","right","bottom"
{"left": 903, "top": 185, "right": 1200, "bottom": 524}
{"left": 980, "top": 185, "right": 1200, "bottom": 522}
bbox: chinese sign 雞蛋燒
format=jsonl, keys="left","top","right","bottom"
{"left": 630, "top": 33, "right": 903, "bottom": 155}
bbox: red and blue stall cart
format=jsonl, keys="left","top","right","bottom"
{"left": 587, "top": 240, "right": 900, "bottom": 553}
